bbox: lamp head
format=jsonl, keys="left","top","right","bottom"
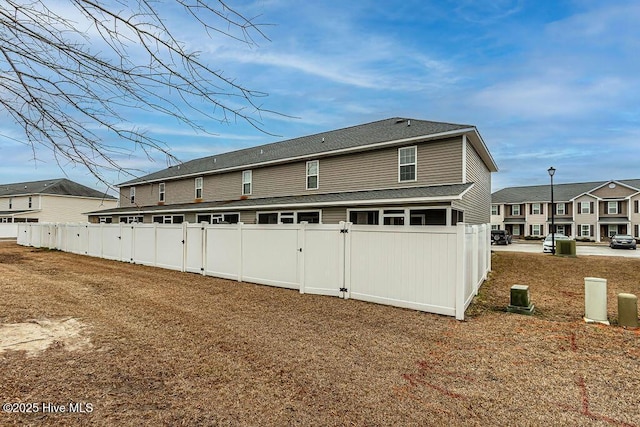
{"left": 548, "top": 166, "right": 556, "bottom": 177}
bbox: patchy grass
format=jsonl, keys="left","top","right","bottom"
{"left": 0, "top": 242, "right": 639, "bottom": 426}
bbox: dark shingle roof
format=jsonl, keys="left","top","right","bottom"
{"left": 120, "top": 117, "right": 488, "bottom": 186}
{"left": 0, "top": 178, "right": 116, "bottom": 199}
{"left": 492, "top": 180, "right": 640, "bottom": 203}
{"left": 88, "top": 183, "right": 473, "bottom": 215}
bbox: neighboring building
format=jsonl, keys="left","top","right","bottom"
{"left": 87, "top": 117, "right": 498, "bottom": 226}
{"left": 0, "top": 178, "right": 117, "bottom": 223}
{"left": 491, "top": 180, "right": 640, "bottom": 241}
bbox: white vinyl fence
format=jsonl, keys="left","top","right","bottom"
{"left": 0, "top": 223, "right": 18, "bottom": 239}
{"left": 16, "top": 222, "right": 490, "bottom": 320}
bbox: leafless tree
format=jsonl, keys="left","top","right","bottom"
{"left": 0, "top": 0, "right": 275, "bottom": 184}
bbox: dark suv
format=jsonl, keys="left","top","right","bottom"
{"left": 491, "top": 229, "right": 512, "bottom": 245}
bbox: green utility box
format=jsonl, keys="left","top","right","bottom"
{"left": 556, "top": 239, "right": 577, "bottom": 257}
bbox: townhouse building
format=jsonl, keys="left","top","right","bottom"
{"left": 0, "top": 178, "right": 117, "bottom": 223}
{"left": 88, "top": 117, "right": 498, "bottom": 226}
{"left": 491, "top": 180, "right": 640, "bottom": 241}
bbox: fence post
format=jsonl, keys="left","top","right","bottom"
{"left": 201, "top": 224, "right": 207, "bottom": 276}
{"left": 237, "top": 222, "right": 244, "bottom": 282}
{"left": 455, "top": 222, "right": 466, "bottom": 320}
{"left": 298, "top": 222, "right": 306, "bottom": 294}
{"left": 181, "top": 222, "right": 188, "bottom": 273}
{"left": 342, "top": 221, "right": 352, "bottom": 300}
{"left": 130, "top": 224, "right": 135, "bottom": 263}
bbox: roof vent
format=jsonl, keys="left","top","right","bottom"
{"left": 260, "top": 149, "right": 264, "bottom": 155}
{"left": 214, "top": 158, "right": 217, "bottom": 163}
{"left": 322, "top": 137, "right": 325, "bottom": 143}
{"left": 407, "top": 119, "right": 411, "bottom": 126}
{"left": 395, "top": 118, "right": 406, "bottom": 124}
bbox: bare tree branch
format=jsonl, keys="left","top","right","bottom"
{"left": 0, "top": 0, "right": 280, "bottom": 187}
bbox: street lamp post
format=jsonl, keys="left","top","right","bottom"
{"left": 548, "top": 167, "right": 556, "bottom": 255}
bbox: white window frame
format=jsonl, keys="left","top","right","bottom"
{"left": 608, "top": 201, "right": 618, "bottom": 214}
{"left": 158, "top": 182, "right": 165, "bottom": 202}
{"left": 8, "top": 197, "right": 12, "bottom": 209}
{"left": 120, "top": 215, "right": 143, "bottom": 224}
{"left": 556, "top": 203, "right": 565, "bottom": 215}
{"left": 580, "top": 202, "right": 590, "bottom": 214}
{"left": 346, "top": 206, "right": 451, "bottom": 227}
{"left": 130, "top": 187, "right": 136, "bottom": 204}
{"left": 491, "top": 224, "right": 500, "bottom": 230}
{"left": 532, "top": 203, "right": 541, "bottom": 215}
{"left": 256, "top": 210, "right": 322, "bottom": 224}
{"left": 306, "top": 160, "right": 319, "bottom": 190}
{"left": 348, "top": 209, "right": 380, "bottom": 225}
{"left": 242, "top": 170, "right": 252, "bottom": 195}
{"left": 491, "top": 205, "right": 499, "bottom": 216}
{"left": 512, "top": 204, "right": 520, "bottom": 216}
{"left": 581, "top": 224, "right": 591, "bottom": 237}
{"left": 531, "top": 224, "right": 542, "bottom": 236}
{"left": 98, "top": 216, "right": 112, "bottom": 224}
{"left": 608, "top": 224, "right": 618, "bottom": 237}
{"left": 28, "top": 196, "right": 32, "bottom": 209}
{"left": 398, "top": 146, "right": 417, "bottom": 182}
{"left": 382, "top": 209, "right": 405, "bottom": 226}
{"left": 512, "top": 224, "right": 521, "bottom": 236}
{"left": 152, "top": 214, "right": 184, "bottom": 224}
{"left": 195, "top": 177, "right": 203, "bottom": 199}
{"left": 1, "top": 217, "right": 9, "bottom": 223}
{"left": 196, "top": 212, "right": 239, "bottom": 224}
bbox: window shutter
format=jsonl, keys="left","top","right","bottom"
{"left": 590, "top": 225, "right": 594, "bottom": 237}
{"left": 529, "top": 225, "right": 532, "bottom": 235}
{"left": 636, "top": 224, "right": 639, "bottom": 237}
{"left": 541, "top": 204, "right": 544, "bottom": 215}
{"left": 618, "top": 201, "right": 622, "bottom": 214}
{"left": 590, "top": 202, "right": 594, "bottom": 214}
{"left": 529, "top": 204, "right": 532, "bottom": 215}
{"left": 498, "top": 205, "right": 501, "bottom": 215}
{"left": 635, "top": 200, "right": 639, "bottom": 214}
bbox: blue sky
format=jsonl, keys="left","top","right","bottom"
{"left": 1, "top": 0, "right": 639, "bottom": 194}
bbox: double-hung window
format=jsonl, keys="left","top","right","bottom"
{"left": 195, "top": 177, "right": 203, "bottom": 199}
{"left": 608, "top": 201, "right": 618, "bottom": 214}
{"left": 398, "top": 146, "right": 417, "bottom": 182}
{"left": 242, "top": 170, "right": 252, "bottom": 195}
{"left": 130, "top": 187, "right": 135, "bottom": 204}
{"left": 491, "top": 205, "right": 499, "bottom": 216}
{"left": 580, "top": 202, "right": 590, "bottom": 214}
{"left": 158, "top": 183, "right": 165, "bottom": 202}
{"left": 531, "top": 224, "right": 542, "bottom": 236}
{"left": 556, "top": 203, "right": 565, "bottom": 215}
{"left": 581, "top": 224, "right": 591, "bottom": 237}
{"left": 28, "top": 197, "right": 32, "bottom": 209}
{"left": 512, "top": 204, "right": 520, "bottom": 216}
{"left": 531, "top": 203, "right": 541, "bottom": 215}
{"left": 8, "top": 198, "right": 12, "bottom": 209}
{"left": 306, "top": 161, "right": 319, "bottom": 190}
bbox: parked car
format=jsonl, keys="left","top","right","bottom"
{"left": 491, "top": 229, "right": 512, "bottom": 245}
{"left": 609, "top": 234, "right": 637, "bottom": 250}
{"left": 542, "top": 234, "right": 571, "bottom": 253}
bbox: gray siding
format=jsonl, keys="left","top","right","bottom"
{"left": 460, "top": 139, "right": 491, "bottom": 224}
{"left": 120, "top": 138, "right": 464, "bottom": 207}
{"left": 322, "top": 207, "right": 348, "bottom": 224}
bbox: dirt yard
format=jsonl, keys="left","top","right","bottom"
{"left": 0, "top": 241, "right": 639, "bottom": 426}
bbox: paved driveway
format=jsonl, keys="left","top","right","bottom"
{"left": 491, "top": 241, "right": 640, "bottom": 258}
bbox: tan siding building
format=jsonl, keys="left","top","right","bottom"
{"left": 90, "top": 118, "right": 498, "bottom": 226}
{"left": 0, "top": 179, "right": 117, "bottom": 224}
{"left": 492, "top": 179, "right": 640, "bottom": 242}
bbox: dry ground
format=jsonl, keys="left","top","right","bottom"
{"left": 0, "top": 241, "right": 639, "bottom": 426}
